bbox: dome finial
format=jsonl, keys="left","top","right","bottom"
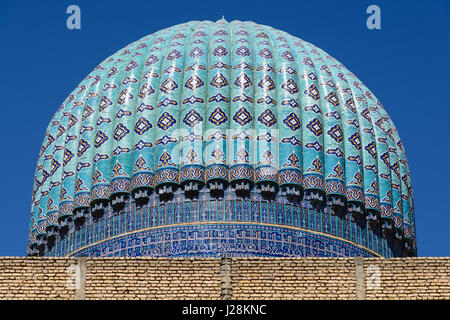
{"left": 217, "top": 16, "right": 227, "bottom": 23}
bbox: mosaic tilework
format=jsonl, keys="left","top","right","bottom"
{"left": 70, "top": 224, "right": 376, "bottom": 258}
{"left": 29, "top": 18, "right": 416, "bottom": 257}
{"left": 46, "top": 188, "right": 395, "bottom": 258}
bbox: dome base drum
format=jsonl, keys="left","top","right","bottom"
{"left": 33, "top": 187, "right": 413, "bottom": 258}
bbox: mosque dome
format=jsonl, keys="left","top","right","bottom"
{"left": 28, "top": 19, "right": 416, "bottom": 258}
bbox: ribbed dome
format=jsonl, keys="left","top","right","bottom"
{"left": 28, "top": 20, "right": 415, "bottom": 257}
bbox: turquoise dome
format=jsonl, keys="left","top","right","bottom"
{"left": 28, "top": 19, "right": 416, "bottom": 257}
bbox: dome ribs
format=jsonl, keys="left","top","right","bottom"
{"left": 53, "top": 80, "right": 94, "bottom": 242}
{"left": 108, "top": 39, "right": 148, "bottom": 214}
{"left": 50, "top": 78, "right": 93, "bottom": 252}
{"left": 336, "top": 79, "right": 362, "bottom": 214}
{"left": 130, "top": 34, "right": 160, "bottom": 208}
{"left": 373, "top": 108, "right": 405, "bottom": 245}
{"left": 345, "top": 73, "right": 382, "bottom": 231}
{"left": 271, "top": 28, "right": 304, "bottom": 204}
{"left": 355, "top": 81, "right": 394, "bottom": 234}
{"left": 73, "top": 59, "right": 117, "bottom": 223}
{"left": 292, "top": 39, "right": 326, "bottom": 209}
{"left": 31, "top": 98, "right": 70, "bottom": 254}
{"left": 154, "top": 23, "right": 194, "bottom": 202}
{"left": 205, "top": 20, "right": 231, "bottom": 199}
{"left": 41, "top": 93, "right": 76, "bottom": 248}
{"left": 251, "top": 23, "right": 279, "bottom": 201}
{"left": 85, "top": 61, "right": 116, "bottom": 218}
{"left": 327, "top": 66, "right": 366, "bottom": 222}
{"left": 305, "top": 43, "right": 347, "bottom": 215}
{"left": 228, "top": 21, "right": 254, "bottom": 200}
{"left": 391, "top": 125, "right": 414, "bottom": 254}
{"left": 178, "top": 22, "right": 210, "bottom": 200}
{"left": 79, "top": 54, "right": 116, "bottom": 221}
{"left": 34, "top": 114, "right": 61, "bottom": 252}
{"left": 88, "top": 54, "right": 119, "bottom": 218}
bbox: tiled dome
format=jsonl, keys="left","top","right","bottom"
{"left": 28, "top": 19, "right": 416, "bottom": 257}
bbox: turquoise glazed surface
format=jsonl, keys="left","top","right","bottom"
{"left": 28, "top": 19, "right": 415, "bottom": 257}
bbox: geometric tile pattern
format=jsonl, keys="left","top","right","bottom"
{"left": 29, "top": 19, "right": 415, "bottom": 258}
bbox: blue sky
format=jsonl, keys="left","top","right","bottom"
{"left": 0, "top": 0, "right": 448, "bottom": 256}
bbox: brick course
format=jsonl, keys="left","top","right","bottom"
{"left": 0, "top": 257, "right": 448, "bottom": 300}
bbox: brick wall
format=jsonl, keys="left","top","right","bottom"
{"left": 230, "top": 258, "right": 358, "bottom": 299}
{"left": 364, "top": 258, "right": 450, "bottom": 299}
{"left": 0, "top": 257, "right": 77, "bottom": 299}
{"left": 0, "top": 257, "right": 448, "bottom": 300}
{"left": 85, "top": 258, "right": 221, "bottom": 300}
